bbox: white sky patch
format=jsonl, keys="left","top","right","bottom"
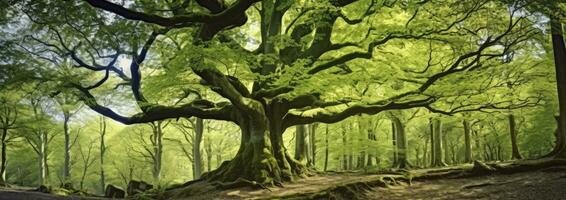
{"left": 117, "top": 56, "right": 132, "bottom": 77}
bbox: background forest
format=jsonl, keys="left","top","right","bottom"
{"left": 0, "top": 0, "right": 564, "bottom": 197}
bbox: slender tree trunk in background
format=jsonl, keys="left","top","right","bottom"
{"left": 463, "top": 120, "right": 473, "bottom": 163}
{"left": 342, "top": 129, "right": 347, "bottom": 171}
{"left": 324, "top": 125, "right": 329, "bottom": 171}
{"left": 392, "top": 116, "right": 410, "bottom": 169}
{"left": 308, "top": 124, "right": 317, "bottom": 167}
{"left": 39, "top": 131, "right": 47, "bottom": 186}
{"left": 487, "top": 140, "right": 493, "bottom": 161}
{"left": 423, "top": 136, "right": 429, "bottom": 167}
{"left": 63, "top": 112, "right": 71, "bottom": 184}
{"left": 431, "top": 119, "right": 447, "bottom": 167}
{"left": 429, "top": 119, "right": 435, "bottom": 166}
{"left": 414, "top": 147, "right": 420, "bottom": 167}
{"left": 495, "top": 143, "right": 503, "bottom": 161}
{"left": 442, "top": 128, "right": 450, "bottom": 164}
{"left": 78, "top": 141, "right": 95, "bottom": 191}
{"left": 304, "top": 126, "right": 312, "bottom": 167}
{"left": 348, "top": 153, "right": 353, "bottom": 170}
{"left": 206, "top": 138, "right": 212, "bottom": 172}
{"left": 508, "top": 114, "right": 522, "bottom": 159}
{"left": 150, "top": 122, "right": 164, "bottom": 185}
{"left": 449, "top": 142, "right": 457, "bottom": 164}
{"left": 367, "top": 129, "right": 376, "bottom": 167}
{"left": 473, "top": 127, "right": 482, "bottom": 160}
{"left": 193, "top": 118, "right": 203, "bottom": 179}
{"left": 391, "top": 121, "right": 398, "bottom": 167}
{"left": 0, "top": 128, "right": 7, "bottom": 185}
{"left": 99, "top": 117, "right": 106, "bottom": 193}
{"left": 549, "top": 17, "right": 566, "bottom": 158}
{"left": 294, "top": 125, "right": 307, "bottom": 162}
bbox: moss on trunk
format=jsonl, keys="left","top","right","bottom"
{"left": 201, "top": 117, "right": 308, "bottom": 186}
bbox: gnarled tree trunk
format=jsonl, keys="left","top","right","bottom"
{"left": 201, "top": 112, "right": 307, "bottom": 186}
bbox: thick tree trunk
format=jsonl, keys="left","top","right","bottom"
{"left": 391, "top": 116, "right": 410, "bottom": 169}
{"left": 201, "top": 116, "right": 306, "bottom": 186}
{"left": 431, "top": 119, "right": 447, "bottom": 167}
{"left": 63, "top": 112, "right": 71, "bottom": 184}
{"left": 0, "top": 128, "right": 7, "bottom": 186}
{"left": 99, "top": 117, "right": 106, "bottom": 193}
{"left": 550, "top": 17, "right": 566, "bottom": 158}
{"left": 193, "top": 118, "right": 204, "bottom": 179}
{"left": 508, "top": 114, "right": 522, "bottom": 159}
{"left": 463, "top": 120, "right": 473, "bottom": 163}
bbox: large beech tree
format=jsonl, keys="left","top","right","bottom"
{"left": 16, "top": 0, "right": 542, "bottom": 186}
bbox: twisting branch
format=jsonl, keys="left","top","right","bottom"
{"left": 83, "top": 0, "right": 259, "bottom": 39}
{"left": 130, "top": 28, "right": 170, "bottom": 104}
{"left": 72, "top": 84, "right": 237, "bottom": 124}
{"left": 283, "top": 97, "right": 435, "bottom": 127}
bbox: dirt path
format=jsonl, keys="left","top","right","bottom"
{"left": 366, "top": 169, "right": 566, "bottom": 200}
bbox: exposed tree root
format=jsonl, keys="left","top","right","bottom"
{"left": 211, "top": 177, "right": 272, "bottom": 191}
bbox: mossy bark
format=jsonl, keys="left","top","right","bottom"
{"left": 201, "top": 115, "right": 307, "bottom": 186}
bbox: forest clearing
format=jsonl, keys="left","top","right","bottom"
{"left": 0, "top": 0, "right": 565, "bottom": 199}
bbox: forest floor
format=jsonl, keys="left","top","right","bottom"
{"left": 1, "top": 159, "right": 566, "bottom": 200}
